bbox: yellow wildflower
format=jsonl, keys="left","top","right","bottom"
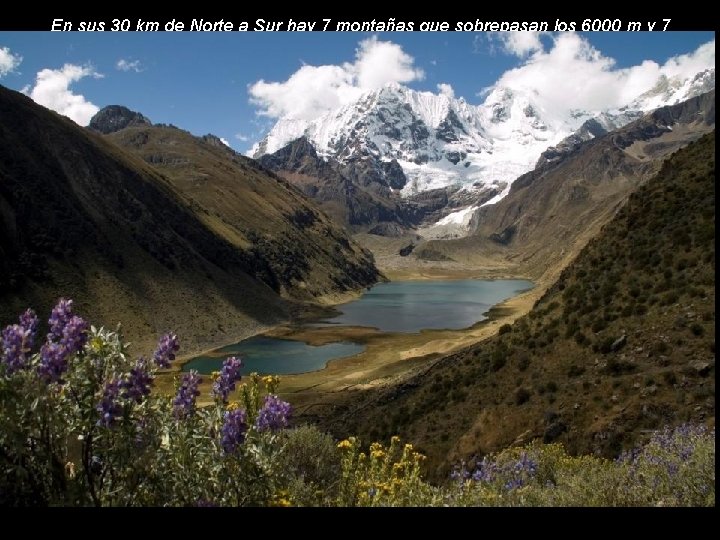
{"left": 269, "top": 491, "right": 292, "bottom": 507}
{"left": 337, "top": 439, "right": 352, "bottom": 450}
{"left": 90, "top": 336, "right": 104, "bottom": 352}
{"left": 226, "top": 401, "right": 241, "bottom": 411}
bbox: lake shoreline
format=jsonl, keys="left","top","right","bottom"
{"left": 159, "top": 276, "right": 544, "bottom": 407}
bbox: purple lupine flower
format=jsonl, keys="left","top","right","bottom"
{"left": 153, "top": 332, "right": 179, "bottom": 368}
{"left": 97, "top": 379, "right": 123, "bottom": 427}
{"left": 59, "top": 315, "right": 89, "bottom": 355}
{"left": 2, "top": 308, "right": 39, "bottom": 374}
{"left": 471, "top": 456, "right": 497, "bottom": 483}
{"left": 173, "top": 371, "right": 202, "bottom": 419}
{"left": 2, "top": 324, "right": 31, "bottom": 374}
{"left": 469, "top": 451, "right": 538, "bottom": 491}
{"left": 19, "top": 309, "right": 38, "bottom": 349}
{"left": 37, "top": 300, "right": 88, "bottom": 383}
{"left": 632, "top": 423, "right": 713, "bottom": 481}
{"left": 255, "top": 394, "right": 292, "bottom": 432}
{"left": 121, "top": 357, "right": 154, "bottom": 403}
{"left": 513, "top": 452, "right": 538, "bottom": 477}
{"left": 504, "top": 477, "right": 526, "bottom": 490}
{"left": 221, "top": 408, "right": 247, "bottom": 454}
{"left": 212, "top": 356, "right": 243, "bottom": 404}
{"left": 48, "top": 298, "right": 74, "bottom": 340}
{"left": 38, "top": 342, "right": 70, "bottom": 383}
{"left": 450, "top": 461, "right": 471, "bottom": 483}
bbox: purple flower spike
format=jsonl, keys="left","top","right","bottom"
{"left": 97, "top": 379, "right": 123, "bottom": 427}
{"left": 19, "top": 309, "right": 38, "bottom": 349}
{"left": 255, "top": 395, "right": 292, "bottom": 432}
{"left": 173, "top": 371, "right": 202, "bottom": 419}
{"left": 212, "top": 356, "right": 243, "bottom": 404}
{"left": 153, "top": 332, "right": 179, "bottom": 368}
{"left": 122, "top": 357, "right": 154, "bottom": 403}
{"left": 221, "top": 408, "right": 247, "bottom": 454}
{"left": 59, "top": 315, "right": 89, "bottom": 355}
{"left": 36, "top": 299, "right": 88, "bottom": 383}
{"left": 48, "top": 298, "right": 74, "bottom": 340}
{"left": 2, "top": 324, "right": 31, "bottom": 374}
{"left": 38, "top": 342, "right": 69, "bottom": 383}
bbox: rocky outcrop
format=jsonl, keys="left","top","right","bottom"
{"left": 89, "top": 105, "right": 152, "bottom": 134}
{"left": 259, "top": 138, "right": 443, "bottom": 231}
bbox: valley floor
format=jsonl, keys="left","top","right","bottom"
{"left": 161, "top": 237, "right": 557, "bottom": 411}
{"left": 160, "top": 215, "right": 616, "bottom": 415}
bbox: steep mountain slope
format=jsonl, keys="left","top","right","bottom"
{"left": 0, "top": 87, "right": 379, "bottom": 354}
{"left": 412, "top": 91, "right": 715, "bottom": 279}
{"left": 98, "top": 110, "right": 380, "bottom": 300}
{"left": 313, "top": 132, "right": 715, "bottom": 479}
{"left": 258, "top": 137, "right": 464, "bottom": 232}
{"left": 253, "top": 70, "right": 714, "bottom": 234}
{"left": 258, "top": 137, "right": 406, "bottom": 229}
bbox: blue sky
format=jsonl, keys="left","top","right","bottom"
{"left": 0, "top": 32, "right": 715, "bottom": 153}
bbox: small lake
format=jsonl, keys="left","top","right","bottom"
{"left": 316, "top": 279, "right": 533, "bottom": 333}
{"left": 182, "top": 279, "right": 532, "bottom": 376}
{"left": 182, "top": 336, "right": 363, "bottom": 375}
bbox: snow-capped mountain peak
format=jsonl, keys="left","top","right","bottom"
{"left": 630, "top": 68, "right": 715, "bottom": 111}
{"left": 252, "top": 68, "right": 714, "bottom": 237}
{"left": 252, "top": 82, "right": 563, "bottom": 198}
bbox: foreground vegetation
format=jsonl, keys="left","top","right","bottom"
{"left": 1, "top": 300, "right": 714, "bottom": 506}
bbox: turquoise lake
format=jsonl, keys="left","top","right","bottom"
{"left": 315, "top": 279, "right": 533, "bottom": 333}
{"left": 182, "top": 336, "right": 363, "bottom": 376}
{"left": 182, "top": 279, "right": 533, "bottom": 375}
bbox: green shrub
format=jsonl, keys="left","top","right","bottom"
{"left": 514, "top": 388, "right": 531, "bottom": 405}
{"left": 690, "top": 323, "right": 704, "bottom": 336}
{"left": 277, "top": 425, "right": 342, "bottom": 506}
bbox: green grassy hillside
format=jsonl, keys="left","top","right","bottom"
{"left": 106, "top": 126, "right": 381, "bottom": 301}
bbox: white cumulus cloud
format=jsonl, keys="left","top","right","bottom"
{"left": 249, "top": 36, "right": 424, "bottom": 121}
{"left": 0, "top": 46, "right": 22, "bottom": 77}
{"left": 116, "top": 59, "right": 143, "bottom": 73}
{"left": 437, "top": 83, "right": 455, "bottom": 99}
{"left": 220, "top": 137, "right": 231, "bottom": 147}
{"left": 491, "top": 31, "right": 547, "bottom": 57}
{"left": 488, "top": 33, "right": 715, "bottom": 119}
{"left": 23, "top": 64, "right": 102, "bottom": 126}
